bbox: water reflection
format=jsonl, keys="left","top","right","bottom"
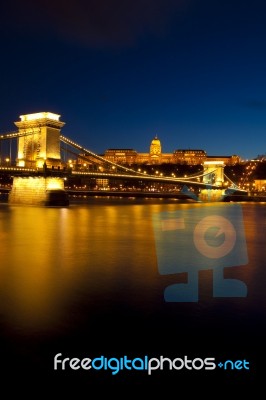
{"left": 0, "top": 198, "right": 265, "bottom": 390}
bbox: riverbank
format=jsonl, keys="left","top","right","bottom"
{"left": 223, "top": 194, "right": 266, "bottom": 202}
{"left": 67, "top": 189, "right": 266, "bottom": 203}
{"left": 1, "top": 189, "right": 266, "bottom": 204}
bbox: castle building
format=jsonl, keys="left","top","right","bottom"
{"left": 103, "top": 135, "right": 240, "bottom": 166}
{"left": 103, "top": 149, "right": 138, "bottom": 165}
{"left": 172, "top": 149, "right": 207, "bottom": 165}
{"left": 104, "top": 135, "right": 178, "bottom": 165}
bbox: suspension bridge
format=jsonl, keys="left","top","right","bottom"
{"left": 0, "top": 112, "right": 245, "bottom": 205}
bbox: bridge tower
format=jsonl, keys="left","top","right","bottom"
{"left": 202, "top": 161, "right": 225, "bottom": 186}
{"left": 15, "top": 112, "right": 65, "bottom": 168}
{"left": 199, "top": 161, "right": 225, "bottom": 202}
{"left": 9, "top": 112, "right": 69, "bottom": 206}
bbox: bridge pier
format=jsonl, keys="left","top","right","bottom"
{"left": 9, "top": 176, "right": 69, "bottom": 206}
{"left": 198, "top": 188, "right": 225, "bottom": 202}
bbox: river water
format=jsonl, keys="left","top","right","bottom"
{"left": 0, "top": 196, "right": 265, "bottom": 391}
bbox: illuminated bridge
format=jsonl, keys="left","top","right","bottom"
{"left": 0, "top": 112, "right": 245, "bottom": 205}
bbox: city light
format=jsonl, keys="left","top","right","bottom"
{"left": 19, "top": 112, "right": 61, "bottom": 122}
{"left": 0, "top": 112, "right": 265, "bottom": 206}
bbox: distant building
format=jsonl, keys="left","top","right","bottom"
{"left": 104, "top": 149, "right": 138, "bottom": 165}
{"left": 103, "top": 135, "right": 240, "bottom": 166}
{"left": 205, "top": 155, "right": 241, "bottom": 166}
{"left": 173, "top": 149, "right": 207, "bottom": 165}
{"left": 103, "top": 135, "right": 172, "bottom": 165}
{"left": 254, "top": 179, "right": 266, "bottom": 191}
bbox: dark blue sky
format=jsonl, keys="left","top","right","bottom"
{"left": 0, "top": 0, "right": 265, "bottom": 160}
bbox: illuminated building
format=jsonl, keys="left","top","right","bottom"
{"left": 254, "top": 179, "right": 266, "bottom": 191}
{"left": 103, "top": 135, "right": 240, "bottom": 166}
{"left": 173, "top": 149, "right": 207, "bottom": 165}
{"left": 103, "top": 149, "right": 138, "bottom": 165}
{"left": 104, "top": 135, "right": 172, "bottom": 165}
{"left": 204, "top": 154, "right": 241, "bottom": 165}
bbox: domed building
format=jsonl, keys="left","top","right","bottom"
{"left": 149, "top": 135, "right": 162, "bottom": 163}
{"left": 103, "top": 135, "right": 239, "bottom": 166}
{"left": 104, "top": 135, "right": 172, "bottom": 165}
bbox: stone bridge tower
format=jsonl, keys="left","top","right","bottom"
{"left": 202, "top": 161, "right": 225, "bottom": 187}
{"left": 15, "top": 112, "right": 65, "bottom": 169}
{"left": 199, "top": 161, "right": 225, "bottom": 201}
{"left": 9, "top": 112, "right": 69, "bottom": 206}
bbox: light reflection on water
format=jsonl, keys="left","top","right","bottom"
{"left": 0, "top": 199, "right": 183, "bottom": 329}
{"left": 0, "top": 198, "right": 265, "bottom": 385}
{"left": 0, "top": 199, "right": 265, "bottom": 325}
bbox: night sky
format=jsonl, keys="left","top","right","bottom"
{"left": 0, "top": 0, "right": 266, "bottom": 160}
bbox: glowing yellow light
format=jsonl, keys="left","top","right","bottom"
{"left": 19, "top": 112, "right": 60, "bottom": 122}
{"left": 18, "top": 160, "right": 25, "bottom": 167}
{"left": 46, "top": 178, "right": 64, "bottom": 190}
{"left": 36, "top": 160, "right": 45, "bottom": 168}
{"left": 203, "top": 161, "right": 224, "bottom": 165}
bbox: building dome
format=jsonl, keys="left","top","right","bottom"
{"left": 150, "top": 135, "right": 162, "bottom": 156}
{"left": 150, "top": 135, "right": 161, "bottom": 146}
